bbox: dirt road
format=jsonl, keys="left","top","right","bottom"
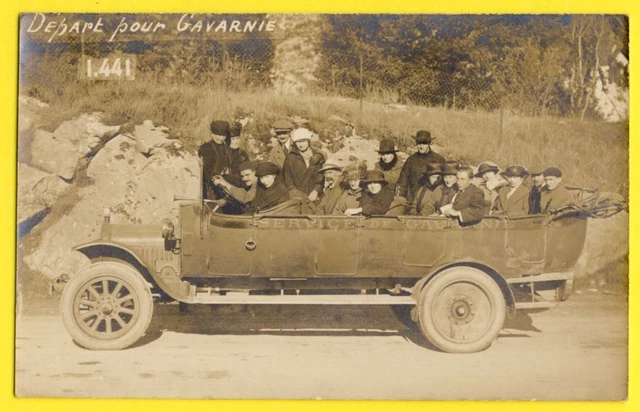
{"left": 15, "top": 292, "right": 627, "bottom": 400}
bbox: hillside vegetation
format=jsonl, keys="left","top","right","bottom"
{"left": 27, "top": 80, "right": 628, "bottom": 196}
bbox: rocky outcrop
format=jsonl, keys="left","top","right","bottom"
{"left": 29, "top": 113, "right": 121, "bottom": 180}
{"left": 20, "top": 115, "right": 199, "bottom": 280}
{"left": 17, "top": 163, "right": 69, "bottom": 229}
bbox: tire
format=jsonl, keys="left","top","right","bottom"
{"left": 417, "top": 267, "right": 506, "bottom": 353}
{"left": 60, "top": 262, "right": 154, "bottom": 350}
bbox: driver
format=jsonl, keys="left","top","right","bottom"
{"left": 212, "top": 161, "right": 258, "bottom": 213}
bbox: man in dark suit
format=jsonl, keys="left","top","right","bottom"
{"left": 441, "top": 166, "right": 487, "bottom": 226}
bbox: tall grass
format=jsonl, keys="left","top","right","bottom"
{"left": 24, "top": 79, "right": 628, "bottom": 195}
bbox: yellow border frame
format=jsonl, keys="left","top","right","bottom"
{"left": 2, "top": 1, "right": 635, "bottom": 411}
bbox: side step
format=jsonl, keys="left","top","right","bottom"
{"left": 191, "top": 293, "right": 415, "bottom": 305}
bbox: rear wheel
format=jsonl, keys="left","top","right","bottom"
{"left": 417, "top": 267, "right": 506, "bottom": 353}
{"left": 60, "top": 262, "right": 153, "bottom": 350}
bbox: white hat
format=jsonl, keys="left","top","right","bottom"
{"left": 291, "top": 128, "right": 313, "bottom": 142}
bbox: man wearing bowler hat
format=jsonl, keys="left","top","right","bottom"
{"left": 492, "top": 165, "right": 531, "bottom": 217}
{"left": 396, "top": 130, "right": 445, "bottom": 203}
{"left": 268, "top": 119, "right": 294, "bottom": 169}
{"left": 374, "top": 138, "right": 405, "bottom": 195}
{"left": 198, "top": 120, "right": 233, "bottom": 200}
{"left": 540, "top": 167, "right": 575, "bottom": 213}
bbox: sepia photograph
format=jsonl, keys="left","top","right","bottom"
{"left": 14, "top": 12, "right": 629, "bottom": 400}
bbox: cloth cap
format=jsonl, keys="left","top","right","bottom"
{"left": 413, "top": 130, "right": 434, "bottom": 144}
{"left": 238, "top": 160, "right": 257, "bottom": 172}
{"left": 273, "top": 119, "right": 294, "bottom": 131}
{"left": 543, "top": 167, "right": 562, "bottom": 178}
{"left": 255, "top": 161, "right": 280, "bottom": 177}
{"left": 291, "top": 128, "right": 313, "bottom": 142}
{"left": 528, "top": 164, "right": 546, "bottom": 175}
{"left": 210, "top": 120, "right": 231, "bottom": 137}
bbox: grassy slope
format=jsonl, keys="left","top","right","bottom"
{"left": 29, "top": 80, "right": 628, "bottom": 194}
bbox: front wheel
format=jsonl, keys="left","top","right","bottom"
{"left": 417, "top": 267, "right": 506, "bottom": 353}
{"left": 60, "top": 262, "right": 153, "bottom": 350}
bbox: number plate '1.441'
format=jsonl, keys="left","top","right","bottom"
{"left": 80, "top": 54, "right": 136, "bottom": 80}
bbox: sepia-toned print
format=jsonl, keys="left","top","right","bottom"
{"left": 16, "top": 13, "right": 628, "bottom": 400}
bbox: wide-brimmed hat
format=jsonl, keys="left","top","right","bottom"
{"left": 441, "top": 161, "right": 459, "bottom": 176}
{"left": 376, "top": 139, "right": 398, "bottom": 153}
{"left": 543, "top": 167, "right": 562, "bottom": 178}
{"left": 255, "top": 161, "right": 280, "bottom": 177}
{"left": 474, "top": 161, "right": 500, "bottom": 178}
{"left": 291, "top": 128, "right": 313, "bottom": 142}
{"left": 423, "top": 162, "right": 443, "bottom": 177}
{"left": 272, "top": 119, "right": 294, "bottom": 132}
{"left": 412, "top": 130, "right": 434, "bottom": 144}
{"left": 361, "top": 170, "right": 388, "bottom": 185}
{"left": 501, "top": 165, "right": 529, "bottom": 178}
{"left": 528, "top": 164, "right": 546, "bottom": 176}
{"left": 210, "top": 120, "right": 231, "bottom": 137}
{"left": 318, "top": 160, "right": 342, "bottom": 173}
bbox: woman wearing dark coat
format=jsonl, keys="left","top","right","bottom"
{"left": 224, "top": 122, "right": 250, "bottom": 188}
{"left": 374, "top": 139, "right": 404, "bottom": 195}
{"left": 246, "top": 162, "right": 289, "bottom": 213}
{"left": 344, "top": 170, "right": 394, "bottom": 216}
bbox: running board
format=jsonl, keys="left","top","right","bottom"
{"left": 191, "top": 294, "right": 415, "bottom": 305}
{"left": 515, "top": 301, "right": 556, "bottom": 310}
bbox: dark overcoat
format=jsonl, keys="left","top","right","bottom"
{"left": 396, "top": 150, "right": 445, "bottom": 201}
{"left": 360, "top": 185, "right": 394, "bottom": 216}
{"left": 282, "top": 147, "right": 326, "bottom": 195}
{"left": 198, "top": 141, "right": 233, "bottom": 199}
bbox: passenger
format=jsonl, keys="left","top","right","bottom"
{"left": 344, "top": 170, "right": 394, "bottom": 216}
{"left": 528, "top": 164, "right": 546, "bottom": 214}
{"left": 540, "top": 167, "right": 575, "bottom": 213}
{"left": 396, "top": 130, "right": 445, "bottom": 203}
{"left": 433, "top": 161, "right": 459, "bottom": 212}
{"left": 282, "top": 128, "right": 326, "bottom": 202}
{"left": 212, "top": 161, "right": 258, "bottom": 213}
{"left": 409, "top": 162, "right": 442, "bottom": 216}
{"left": 247, "top": 162, "right": 289, "bottom": 213}
{"left": 374, "top": 139, "right": 404, "bottom": 195}
{"left": 440, "top": 166, "right": 487, "bottom": 225}
{"left": 224, "top": 122, "right": 250, "bottom": 188}
{"left": 316, "top": 160, "right": 344, "bottom": 215}
{"left": 333, "top": 162, "right": 366, "bottom": 216}
{"left": 198, "top": 120, "right": 233, "bottom": 200}
{"left": 473, "top": 161, "right": 506, "bottom": 209}
{"left": 492, "top": 165, "right": 531, "bottom": 217}
{"left": 268, "top": 119, "right": 294, "bottom": 169}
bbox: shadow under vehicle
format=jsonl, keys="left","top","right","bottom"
{"left": 56, "top": 187, "right": 624, "bottom": 353}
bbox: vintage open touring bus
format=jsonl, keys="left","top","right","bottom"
{"left": 57, "top": 190, "right": 622, "bottom": 353}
